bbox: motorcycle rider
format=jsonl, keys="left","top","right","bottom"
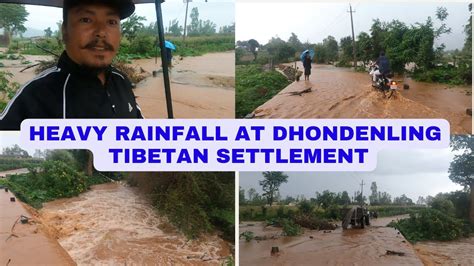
{"left": 371, "top": 51, "right": 391, "bottom": 83}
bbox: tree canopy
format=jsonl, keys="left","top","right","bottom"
{"left": 259, "top": 171, "right": 288, "bottom": 206}
{"left": 0, "top": 4, "right": 29, "bottom": 42}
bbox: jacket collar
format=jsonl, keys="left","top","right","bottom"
{"left": 57, "top": 51, "right": 112, "bottom": 79}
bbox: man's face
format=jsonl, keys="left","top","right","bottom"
{"left": 62, "top": 4, "right": 121, "bottom": 69}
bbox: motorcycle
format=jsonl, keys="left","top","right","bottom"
{"left": 369, "top": 64, "right": 398, "bottom": 99}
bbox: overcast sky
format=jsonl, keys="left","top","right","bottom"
{"left": 23, "top": 0, "right": 234, "bottom": 34}
{"left": 240, "top": 148, "right": 465, "bottom": 201}
{"left": 236, "top": 1, "right": 470, "bottom": 50}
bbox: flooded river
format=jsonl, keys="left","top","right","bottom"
{"left": 253, "top": 63, "right": 471, "bottom": 134}
{"left": 240, "top": 215, "right": 422, "bottom": 265}
{"left": 40, "top": 183, "right": 231, "bottom": 265}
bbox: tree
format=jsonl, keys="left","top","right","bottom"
{"left": 339, "top": 36, "right": 353, "bottom": 64}
{"left": 323, "top": 35, "right": 338, "bottom": 63}
{"left": 378, "top": 191, "right": 392, "bottom": 205}
{"left": 167, "top": 19, "right": 183, "bottom": 36}
{"left": 354, "top": 190, "right": 367, "bottom": 205}
{"left": 449, "top": 135, "right": 474, "bottom": 223}
{"left": 247, "top": 187, "right": 257, "bottom": 202}
{"left": 121, "top": 14, "right": 146, "bottom": 40}
{"left": 287, "top": 32, "right": 303, "bottom": 52}
{"left": 430, "top": 196, "right": 455, "bottom": 216}
{"left": 219, "top": 23, "right": 235, "bottom": 34}
{"left": 239, "top": 186, "right": 246, "bottom": 204}
{"left": 339, "top": 191, "right": 351, "bottom": 205}
{"left": 0, "top": 4, "right": 28, "bottom": 44}
{"left": 315, "top": 190, "right": 336, "bottom": 209}
{"left": 369, "top": 182, "right": 379, "bottom": 205}
{"left": 416, "top": 196, "right": 426, "bottom": 205}
{"left": 393, "top": 194, "right": 414, "bottom": 205}
{"left": 463, "top": 4, "right": 472, "bottom": 54}
{"left": 44, "top": 27, "right": 52, "bottom": 38}
{"left": 259, "top": 171, "right": 288, "bottom": 206}
{"left": 247, "top": 39, "right": 260, "bottom": 61}
{"left": 188, "top": 7, "right": 200, "bottom": 36}
{"left": 2, "top": 144, "right": 29, "bottom": 158}
{"left": 266, "top": 37, "right": 295, "bottom": 63}
{"left": 33, "top": 149, "right": 44, "bottom": 159}
{"left": 356, "top": 32, "right": 372, "bottom": 65}
{"left": 199, "top": 20, "right": 217, "bottom": 35}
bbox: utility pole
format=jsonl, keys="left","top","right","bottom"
{"left": 360, "top": 179, "right": 365, "bottom": 205}
{"left": 182, "top": 0, "right": 190, "bottom": 43}
{"left": 348, "top": 4, "right": 357, "bottom": 68}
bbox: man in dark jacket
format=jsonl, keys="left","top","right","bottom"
{"left": 375, "top": 51, "right": 391, "bottom": 75}
{"left": 0, "top": 0, "right": 143, "bottom": 130}
{"left": 371, "top": 51, "right": 391, "bottom": 82}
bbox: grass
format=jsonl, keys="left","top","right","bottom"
{"left": 236, "top": 64, "right": 291, "bottom": 118}
{"left": 0, "top": 160, "right": 109, "bottom": 208}
{"left": 0, "top": 157, "right": 44, "bottom": 171}
{"left": 388, "top": 208, "right": 472, "bottom": 242}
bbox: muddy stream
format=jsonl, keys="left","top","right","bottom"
{"left": 240, "top": 214, "right": 474, "bottom": 265}
{"left": 39, "top": 183, "right": 230, "bottom": 265}
{"left": 253, "top": 63, "right": 471, "bottom": 134}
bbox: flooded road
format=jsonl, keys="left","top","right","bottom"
{"left": 240, "top": 215, "right": 422, "bottom": 265}
{"left": 0, "top": 168, "right": 29, "bottom": 177}
{"left": 40, "top": 183, "right": 231, "bottom": 265}
{"left": 253, "top": 63, "right": 471, "bottom": 134}
{"left": 132, "top": 52, "right": 235, "bottom": 118}
{"left": 414, "top": 237, "right": 474, "bottom": 265}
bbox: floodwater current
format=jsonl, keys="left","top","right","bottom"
{"left": 39, "top": 183, "right": 231, "bottom": 265}
{"left": 253, "top": 64, "right": 471, "bottom": 134}
{"left": 240, "top": 214, "right": 474, "bottom": 265}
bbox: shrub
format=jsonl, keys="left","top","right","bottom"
{"left": 389, "top": 208, "right": 467, "bottom": 242}
{"left": 240, "top": 231, "right": 254, "bottom": 242}
{"left": 281, "top": 218, "right": 302, "bottom": 236}
{"left": 236, "top": 65, "right": 291, "bottom": 118}
{"left": 298, "top": 200, "right": 314, "bottom": 215}
{"left": 145, "top": 172, "right": 235, "bottom": 240}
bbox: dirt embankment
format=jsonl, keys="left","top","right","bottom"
{"left": 0, "top": 178, "right": 75, "bottom": 266}
{"left": 252, "top": 63, "right": 471, "bottom": 134}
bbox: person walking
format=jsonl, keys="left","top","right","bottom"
{"left": 303, "top": 53, "right": 312, "bottom": 81}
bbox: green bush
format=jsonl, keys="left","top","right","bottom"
{"left": 368, "top": 205, "right": 425, "bottom": 217}
{"left": 412, "top": 65, "right": 471, "bottom": 85}
{"left": 3, "top": 160, "right": 109, "bottom": 208}
{"left": 0, "top": 157, "right": 43, "bottom": 171}
{"left": 147, "top": 172, "right": 235, "bottom": 240}
{"left": 281, "top": 218, "right": 302, "bottom": 236}
{"left": 298, "top": 200, "right": 314, "bottom": 215}
{"left": 236, "top": 65, "right": 291, "bottom": 118}
{"left": 0, "top": 71, "right": 20, "bottom": 111}
{"left": 389, "top": 208, "right": 467, "bottom": 242}
{"left": 240, "top": 230, "right": 254, "bottom": 242}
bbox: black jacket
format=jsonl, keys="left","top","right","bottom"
{"left": 376, "top": 55, "right": 391, "bottom": 75}
{"left": 0, "top": 52, "right": 143, "bottom": 130}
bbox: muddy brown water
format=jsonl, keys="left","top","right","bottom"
{"left": 39, "top": 183, "right": 231, "bottom": 265}
{"left": 414, "top": 237, "right": 474, "bottom": 265}
{"left": 253, "top": 63, "right": 471, "bottom": 134}
{"left": 240, "top": 215, "right": 423, "bottom": 266}
{"left": 132, "top": 51, "right": 235, "bottom": 118}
